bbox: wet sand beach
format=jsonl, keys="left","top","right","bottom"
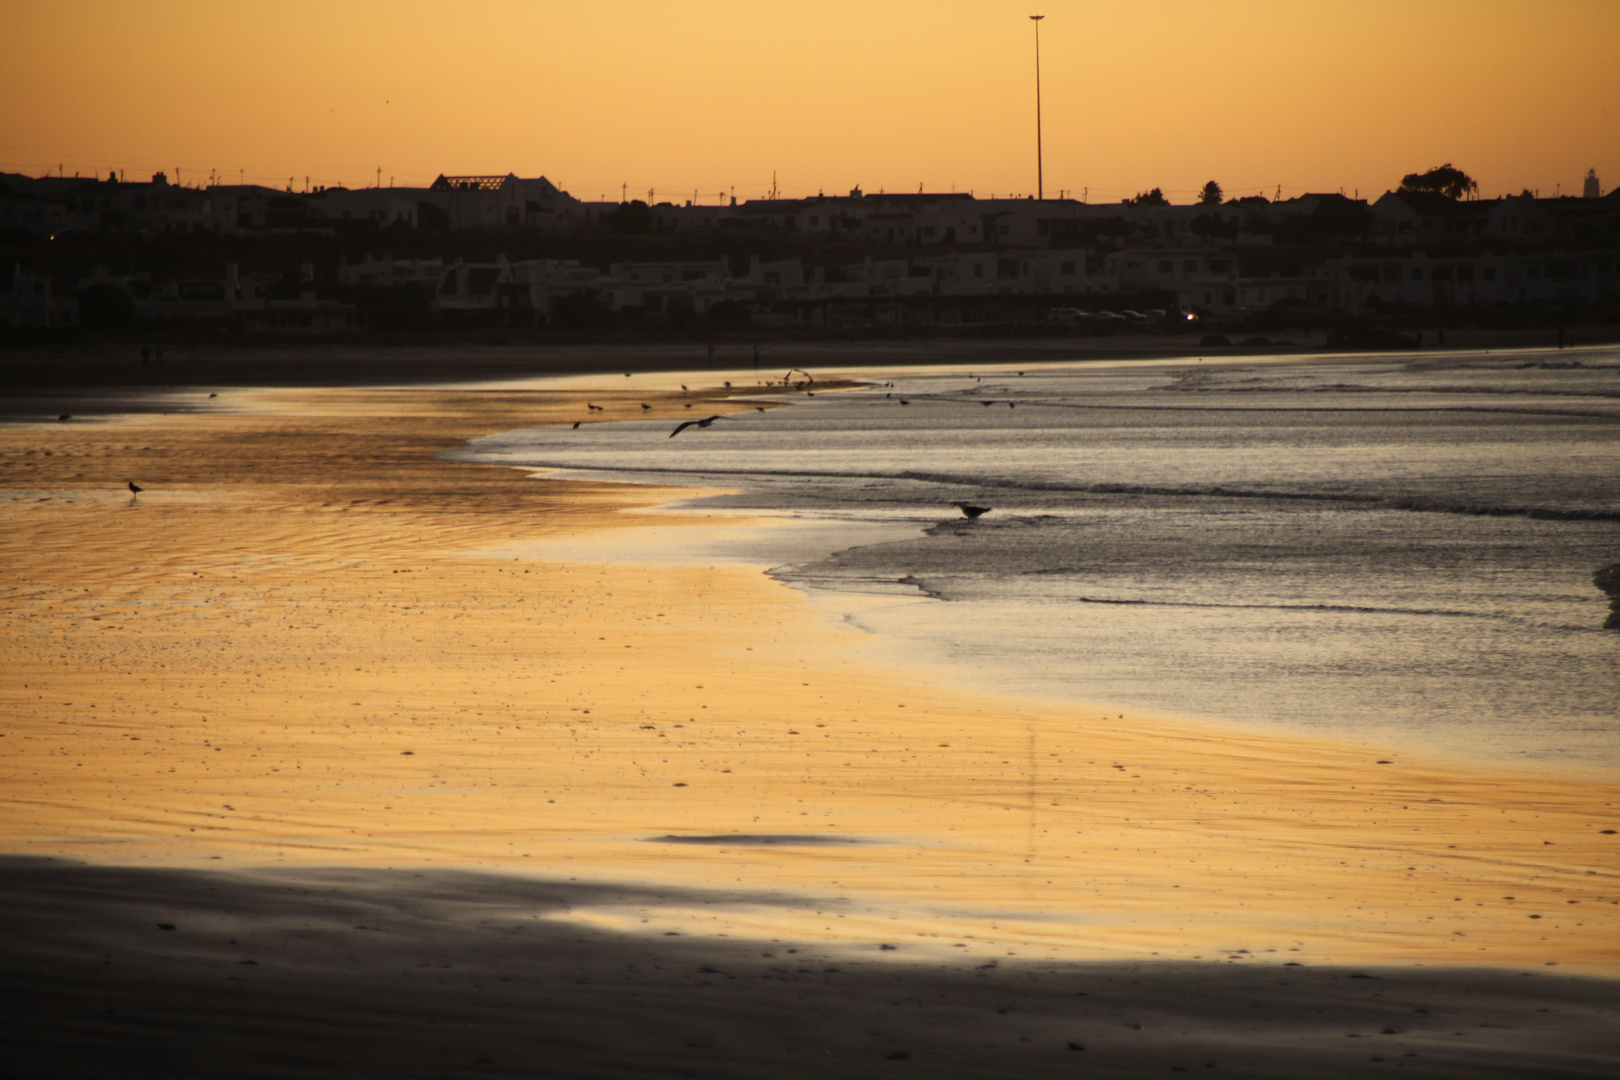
{"left": 2, "top": 360, "right": 1617, "bottom": 1076}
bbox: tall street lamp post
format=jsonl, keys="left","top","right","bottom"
{"left": 1030, "top": 15, "right": 1045, "bottom": 200}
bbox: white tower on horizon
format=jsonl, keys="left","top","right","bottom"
{"left": 1583, "top": 168, "right": 1601, "bottom": 199}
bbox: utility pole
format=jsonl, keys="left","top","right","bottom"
{"left": 1030, "top": 15, "right": 1044, "bottom": 200}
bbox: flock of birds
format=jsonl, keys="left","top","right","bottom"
{"left": 115, "top": 370, "right": 1001, "bottom": 518}
{"left": 560, "top": 369, "right": 994, "bottom": 520}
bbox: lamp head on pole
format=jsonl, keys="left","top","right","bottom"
{"left": 1030, "top": 14, "right": 1044, "bottom": 22}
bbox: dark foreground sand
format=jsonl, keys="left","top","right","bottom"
{"left": 5, "top": 856, "right": 1616, "bottom": 1080}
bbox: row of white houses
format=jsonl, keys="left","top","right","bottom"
{"left": 421, "top": 245, "right": 1620, "bottom": 323}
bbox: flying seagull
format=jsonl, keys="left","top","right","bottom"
{"left": 669, "top": 415, "right": 727, "bottom": 438}
{"left": 127, "top": 480, "right": 143, "bottom": 498}
{"left": 951, "top": 501, "right": 990, "bottom": 519}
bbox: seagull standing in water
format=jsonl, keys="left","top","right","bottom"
{"left": 669, "top": 415, "right": 728, "bottom": 438}
{"left": 127, "top": 481, "right": 143, "bottom": 499}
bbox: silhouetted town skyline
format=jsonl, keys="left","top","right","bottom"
{"left": 4, "top": 163, "right": 1617, "bottom": 337}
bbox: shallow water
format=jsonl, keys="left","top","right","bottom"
{"left": 452, "top": 349, "right": 1620, "bottom": 768}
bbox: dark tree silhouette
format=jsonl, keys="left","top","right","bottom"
{"left": 1399, "top": 164, "right": 1478, "bottom": 200}
{"left": 1190, "top": 213, "right": 1238, "bottom": 241}
{"left": 415, "top": 201, "right": 450, "bottom": 230}
{"left": 608, "top": 200, "right": 653, "bottom": 235}
{"left": 1198, "top": 180, "right": 1223, "bottom": 205}
{"left": 1129, "top": 188, "right": 1168, "bottom": 207}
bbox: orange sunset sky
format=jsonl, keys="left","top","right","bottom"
{"left": 3, "top": 0, "right": 1617, "bottom": 204}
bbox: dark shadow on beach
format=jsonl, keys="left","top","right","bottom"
{"left": 3, "top": 857, "right": 1614, "bottom": 1079}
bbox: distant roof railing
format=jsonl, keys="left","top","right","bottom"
{"left": 430, "top": 174, "right": 514, "bottom": 192}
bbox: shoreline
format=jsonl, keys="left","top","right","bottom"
{"left": 3, "top": 365, "right": 1618, "bottom": 976}
{"left": 4, "top": 326, "right": 1614, "bottom": 404}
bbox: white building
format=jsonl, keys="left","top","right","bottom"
{"left": 337, "top": 255, "right": 445, "bottom": 288}
{"left": 2, "top": 269, "right": 79, "bottom": 328}
{"left": 418, "top": 174, "right": 586, "bottom": 231}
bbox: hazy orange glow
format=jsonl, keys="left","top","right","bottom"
{"left": 4, "top": 0, "right": 1617, "bottom": 202}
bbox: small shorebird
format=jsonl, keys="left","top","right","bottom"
{"left": 669, "top": 415, "right": 727, "bottom": 438}
{"left": 57, "top": 414, "right": 70, "bottom": 422}
{"left": 572, "top": 421, "right": 582, "bottom": 429}
{"left": 951, "top": 501, "right": 991, "bottom": 519}
{"left": 587, "top": 403, "right": 604, "bottom": 412}
{"left": 640, "top": 403, "right": 651, "bottom": 411}
{"left": 127, "top": 481, "right": 143, "bottom": 498}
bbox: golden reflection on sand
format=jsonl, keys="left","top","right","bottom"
{"left": 2, "top": 381, "right": 1616, "bottom": 974}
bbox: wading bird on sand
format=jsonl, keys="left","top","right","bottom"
{"left": 951, "top": 501, "right": 990, "bottom": 519}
